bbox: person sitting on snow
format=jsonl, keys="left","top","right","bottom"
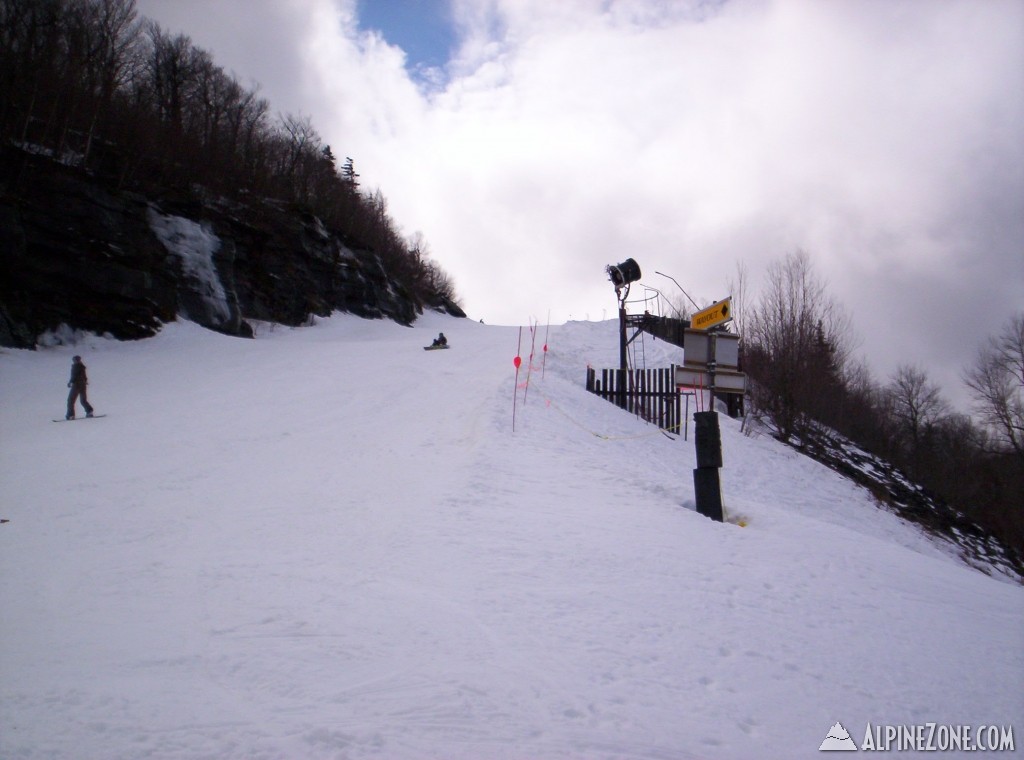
{"left": 431, "top": 332, "right": 448, "bottom": 347}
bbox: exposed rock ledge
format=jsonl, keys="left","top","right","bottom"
{"left": 0, "top": 145, "right": 463, "bottom": 348}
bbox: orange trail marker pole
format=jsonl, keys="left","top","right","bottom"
{"left": 524, "top": 318, "right": 538, "bottom": 405}
{"left": 541, "top": 311, "right": 550, "bottom": 379}
{"left": 512, "top": 326, "right": 523, "bottom": 432}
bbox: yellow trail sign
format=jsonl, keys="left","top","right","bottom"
{"left": 691, "top": 298, "right": 732, "bottom": 331}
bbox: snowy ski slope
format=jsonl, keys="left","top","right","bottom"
{"left": 1, "top": 313, "right": 1021, "bottom": 759}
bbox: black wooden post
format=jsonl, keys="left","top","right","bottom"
{"left": 617, "top": 306, "right": 629, "bottom": 409}
{"left": 693, "top": 410, "right": 724, "bottom": 521}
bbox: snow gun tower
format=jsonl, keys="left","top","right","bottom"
{"left": 606, "top": 258, "right": 643, "bottom": 377}
{"left": 587, "top": 258, "right": 690, "bottom": 430}
{"left": 607, "top": 260, "right": 692, "bottom": 365}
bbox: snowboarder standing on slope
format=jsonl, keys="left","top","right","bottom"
{"left": 66, "top": 355, "right": 94, "bottom": 420}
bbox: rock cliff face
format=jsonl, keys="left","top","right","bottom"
{"left": 0, "top": 146, "right": 461, "bottom": 347}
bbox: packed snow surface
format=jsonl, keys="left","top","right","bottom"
{"left": 1, "top": 314, "right": 1021, "bottom": 759}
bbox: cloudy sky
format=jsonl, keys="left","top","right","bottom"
{"left": 134, "top": 0, "right": 1023, "bottom": 409}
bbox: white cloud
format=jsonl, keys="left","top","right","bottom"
{"left": 135, "top": 0, "right": 1024, "bottom": 408}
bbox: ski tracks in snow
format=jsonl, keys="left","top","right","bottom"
{"left": 2, "top": 315, "right": 1022, "bottom": 759}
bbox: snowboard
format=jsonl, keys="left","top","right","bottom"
{"left": 424, "top": 345, "right": 450, "bottom": 351}
{"left": 53, "top": 414, "right": 107, "bottom": 422}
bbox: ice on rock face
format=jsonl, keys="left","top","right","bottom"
{"left": 148, "top": 208, "right": 231, "bottom": 323}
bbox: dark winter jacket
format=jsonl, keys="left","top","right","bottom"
{"left": 69, "top": 361, "right": 88, "bottom": 387}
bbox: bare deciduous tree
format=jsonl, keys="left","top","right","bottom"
{"left": 964, "top": 312, "right": 1024, "bottom": 462}
{"left": 143, "top": 22, "right": 197, "bottom": 130}
{"left": 80, "top": 0, "right": 140, "bottom": 163}
{"left": 726, "top": 260, "right": 749, "bottom": 339}
{"left": 746, "top": 250, "right": 853, "bottom": 441}
{"left": 887, "top": 364, "right": 950, "bottom": 477}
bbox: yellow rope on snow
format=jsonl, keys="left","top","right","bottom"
{"left": 530, "top": 387, "right": 682, "bottom": 442}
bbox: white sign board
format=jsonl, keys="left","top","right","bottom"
{"left": 683, "top": 330, "right": 740, "bottom": 370}
{"left": 675, "top": 367, "right": 707, "bottom": 387}
{"left": 675, "top": 366, "right": 747, "bottom": 394}
{"left": 683, "top": 330, "right": 710, "bottom": 367}
{"left": 713, "top": 370, "right": 747, "bottom": 393}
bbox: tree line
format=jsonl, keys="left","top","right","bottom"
{"left": 0, "top": 0, "right": 458, "bottom": 309}
{"left": 741, "top": 251, "right": 1023, "bottom": 555}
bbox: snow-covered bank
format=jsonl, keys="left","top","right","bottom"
{"left": 1, "top": 314, "right": 1021, "bottom": 759}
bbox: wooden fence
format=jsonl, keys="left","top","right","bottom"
{"left": 585, "top": 366, "right": 687, "bottom": 437}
